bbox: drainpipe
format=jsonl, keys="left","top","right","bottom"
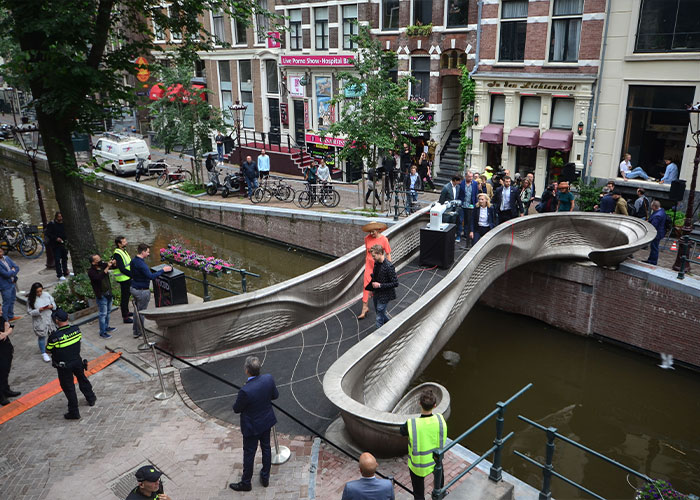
{"left": 466, "top": 0, "right": 483, "bottom": 170}
{"left": 583, "top": 0, "right": 611, "bottom": 184}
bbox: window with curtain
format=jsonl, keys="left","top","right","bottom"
{"left": 234, "top": 17, "right": 247, "bottom": 45}
{"left": 256, "top": 0, "right": 269, "bottom": 44}
{"left": 520, "top": 97, "right": 541, "bottom": 127}
{"left": 168, "top": 7, "right": 182, "bottom": 41}
{"left": 289, "top": 9, "right": 302, "bottom": 50}
{"left": 219, "top": 61, "right": 233, "bottom": 125}
{"left": 153, "top": 13, "right": 166, "bottom": 42}
{"left": 551, "top": 98, "right": 574, "bottom": 129}
{"left": 446, "top": 0, "right": 469, "bottom": 28}
{"left": 413, "top": 0, "right": 433, "bottom": 25}
{"left": 499, "top": 0, "right": 527, "bottom": 62}
{"left": 382, "top": 0, "right": 399, "bottom": 30}
{"left": 549, "top": 0, "right": 583, "bottom": 62}
{"left": 239, "top": 60, "right": 255, "bottom": 129}
{"left": 411, "top": 57, "right": 430, "bottom": 102}
{"left": 315, "top": 7, "right": 329, "bottom": 50}
{"left": 266, "top": 60, "right": 279, "bottom": 94}
{"left": 212, "top": 10, "right": 225, "bottom": 44}
{"left": 490, "top": 95, "right": 505, "bottom": 124}
{"left": 343, "top": 5, "right": 358, "bottom": 49}
{"left": 635, "top": 0, "right": 700, "bottom": 52}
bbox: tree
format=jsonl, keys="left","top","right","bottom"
{"left": 149, "top": 64, "right": 226, "bottom": 186}
{"left": 328, "top": 25, "right": 431, "bottom": 206}
{"left": 0, "top": 0, "right": 265, "bottom": 272}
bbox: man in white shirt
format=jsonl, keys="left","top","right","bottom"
{"left": 619, "top": 153, "right": 650, "bottom": 181}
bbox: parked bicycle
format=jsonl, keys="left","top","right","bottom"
{"left": 0, "top": 220, "right": 45, "bottom": 258}
{"left": 250, "top": 176, "right": 295, "bottom": 204}
{"left": 135, "top": 157, "right": 169, "bottom": 182}
{"left": 156, "top": 163, "right": 192, "bottom": 186}
{"left": 296, "top": 182, "right": 340, "bottom": 209}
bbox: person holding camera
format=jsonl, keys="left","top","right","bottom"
{"left": 0, "top": 247, "right": 20, "bottom": 322}
{"left": 126, "top": 465, "right": 172, "bottom": 500}
{"left": 88, "top": 254, "right": 117, "bottom": 339}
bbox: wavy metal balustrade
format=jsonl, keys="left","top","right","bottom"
{"left": 322, "top": 213, "right": 656, "bottom": 456}
{"left": 141, "top": 209, "right": 428, "bottom": 360}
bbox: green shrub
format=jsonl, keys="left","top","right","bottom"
{"left": 178, "top": 180, "right": 206, "bottom": 195}
{"left": 572, "top": 178, "right": 600, "bottom": 212}
{"left": 406, "top": 23, "right": 433, "bottom": 36}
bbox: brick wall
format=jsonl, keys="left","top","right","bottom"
{"left": 480, "top": 261, "right": 700, "bottom": 369}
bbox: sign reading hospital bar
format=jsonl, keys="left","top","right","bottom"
{"left": 281, "top": 55, "right": 355, "bottom": 67}
{"left": 305, "top": 134, "right": 346, "bottom": 147}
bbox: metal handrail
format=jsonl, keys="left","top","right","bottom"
{"left": 514, "top": 414, "right": 653, "bottom": 500}
{"left": 676, "top": 234, "right": 700, "bottom": 280}
{"left": 431, "top": 383, "right": 533, "bottom": 500}
{"left": 239, "top": 129, "right": 305, "bottom": 155}
{"left": 438, "top": 113, "right": 459, "bottom": 161}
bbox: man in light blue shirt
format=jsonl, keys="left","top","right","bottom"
{"left": 257, "top": 150, "right": 271, "bottom": 180}
{"left": 660, "top": 158, "right": 679, "bottom": 184}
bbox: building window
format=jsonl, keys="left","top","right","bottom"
{"left": 411, "top": 57, "right": 430, "bottom": 102}
{"left": 256, "top": 0, "right": 269, "bottom": 44}
{"left": 549, "top": 0, "right": 582, "bottom": 62}
{"left": 635, "top": 0, "right": 700, "bottom": 52}
{"left": 289, "top": 9, "right": 302, "bottom": 50}
{"left": 382, "top": 0, "right": 400, "bottom": 30}
{"left": 234, "top": 17, "right": 247, "bottom": 45}
{"left": 194, "top": 59, "right": 206, "bottom": 78}
{"left": 212, "top": 10, "right": 225, "bottom": 44}
{"left": 343, "top": 5, "right": 358, "bottom": 49}
{"left": 551, "top": 98, "right": 574, "bottom": 129}
{"left": 490, "top": 95, "right": 505, "bottom": 124}
{"left": 153, "top": 14, "right": 166, "bottom": 42}
{"left": 239, "top": 60, "right": 255, "bottom": 129}
{"left": 520, "top": 96, "right": 540, "bottom": 127}
{"left": 315, "top": 7, "right": 329, "bottom": 50}
{"left": 219, "top": 61, "right": 233, "bottom": 125}
{"left": 168, "top": 7, "right": 182, "bottom": 42}
{"left": 266, "top": 60, "right": 279, "bottom": 95}
{"left": 499, "top": 0, "right": 527, "bottom": 62}
{"left": 413, "top": 0, "right": 432, "bottom": 26}
{"left": 388, "top": 63, "right": 398, "bottom": 84}
{"left": 446, "top": 0, "right": 469, "bottom": 28}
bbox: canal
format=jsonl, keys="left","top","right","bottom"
{"left": 0, "top": 162, "right": 329, "bottom": 297}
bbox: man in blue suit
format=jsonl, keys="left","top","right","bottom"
{"left": 342, "top": 452, "right": 395, "bottom": 500}
{"left": 457, "top": 171, "right": 479, "bottom": 244}
{"left": 230, "top": 356, "right": 279, "bottom": 492}
{"left": 0, "top": 247, "right": 20, "bottom": 321}
{"left": 492, "top": 176, "right": 522, "bottom": 224}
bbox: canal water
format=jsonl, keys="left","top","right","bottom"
{"left": 0, "top": 162, "right": 328, "bottom": 297}
{"left": 3, "top": 161, "right": 699, "bottom": 498}
{"left": 418, "top": 304, "right": 700, "bottom": 499}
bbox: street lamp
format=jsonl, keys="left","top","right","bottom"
{"left": 12, "top": 119, "right": 54, "bottom": 268}
{"left": 672, "top": 104, "right": 700, "bottom": 272}
{"left": 229, "top": 101, "right": 248, "bottom": 195}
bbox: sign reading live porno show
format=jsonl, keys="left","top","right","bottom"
{"left": 305, "top": 134, "right": 346, "bottom": 147}
{"left": 281, "top": 55, "right": 355, "bottom": 67}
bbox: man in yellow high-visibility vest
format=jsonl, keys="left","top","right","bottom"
{"left": 400, "top": 389, "right": 446, "bottom": 499}
{"left": 112, "top": 236, "right": 134, "bottom": 324}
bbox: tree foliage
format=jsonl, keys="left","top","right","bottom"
{"left": 328, "top": 24, "right": 431, "bottom": 170}
{"left": 458, "top": 65, "right": 476, "bottom": 164}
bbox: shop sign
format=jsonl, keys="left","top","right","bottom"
{"left": 309, "top": 143, "right": 335, "bottom": 168}
{"left": 304, "top": 100, "right": 309, "bottom": 130}
{"left": 267, "top": 32, "right": 281, "bottom": 49}
{"left": 289, "top": 76, "right": 305, "bottom": 97}
{"left": 343, "top": 82, "right": 366, "bottom": 98}
{"left": 280, "top": 103, "right": 289, "bottom": 126}
{"left": 486, "top": 80, "right": 577, "bottom": 91}
{"left": 316, "top": 76, "right": 333, "bottom": 131}
{"left": 305, "top": 133, "right": 346, "bottom": 147}
{"left": 135, "top": 56, "right": 150, "bottom": 83}
{"left": 281, "top": 55, "right": 355, "bottom": 67}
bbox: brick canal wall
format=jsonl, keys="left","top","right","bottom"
{"left": 0, "top": 144, "right": 379, "bottom": 258}
{"left": 480, "top": 260, "right": 700, "bottom": 370}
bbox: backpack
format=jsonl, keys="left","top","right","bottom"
{"left": 626, "top": 200, "right": 636, "bottom": 217}
{"left": 664, "top": 212, "right": 674, "bottom": 235}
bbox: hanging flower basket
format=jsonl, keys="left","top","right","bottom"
{"left": 160, "top": 244, "right": 233, "bottom": 275}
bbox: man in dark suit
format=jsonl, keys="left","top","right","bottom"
{"left": 439, "top": 174, "right": 463, "bottom": 240}
{"left": 457, "top": 171, "right": 479, "bottom": 243}
{"left": 342, "top": 452, "right": 395, "bottom": 500}
{"left": 492, "top": 176, "right": 522, "bottom": 224}
{"left": 230, "top": 356, "right": 279, "bottom": 492}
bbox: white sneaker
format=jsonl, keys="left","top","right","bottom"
{"left": 69, "top": 272, "right": 74, "bottom": 276}
{"left": 59, "top": 276, "right": 66, "bottom": 281}
{"left": 42, "top": 353, "right": 51, "bottom": 362}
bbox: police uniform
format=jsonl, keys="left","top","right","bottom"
{"left": 0, "top": 315, "right": 20, "bottom": 405}
{"left": 46, "top": 310, "right": 96, "bottom": 419}
{"left": 400, "top": 412, "right": 447, "bottom": 500}
{"left": 125, "top": 465, "right": 165, "bottom": 499}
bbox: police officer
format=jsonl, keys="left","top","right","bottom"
{"left": 112, "top": 236, "right": 134, "bottom": 324}
{"left": 399, "top": 389, "right": 447, "bottom": 500}
{"left": 125, "top": 465, "right": 172, "bottom": 500}
{"left": 46, "top": 309, "right": 96, "bottom": 419}
{"left": 0, "top": 310, "right": 20, "bottom": 406}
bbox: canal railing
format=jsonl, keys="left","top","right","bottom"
{"left": 676, "top": 234, "right": 700, "bottom": 280}
{"left": 176, "top": 264, "right": 260, "bottom": 301}
{"left": 431, "top": 383, "right": 532, "bottom": 500}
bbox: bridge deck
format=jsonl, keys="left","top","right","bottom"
{"left": 180, "top": 245, "right": 469, "bottom": 435}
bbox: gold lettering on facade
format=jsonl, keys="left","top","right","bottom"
{"left": 486, "top": 80, "right": 577, "bottom": 91}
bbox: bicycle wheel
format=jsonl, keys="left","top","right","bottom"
{"left": 179, "top": 170, "right": 193, "bottom": 183}
{"left": 0, "top": 239, "right": 10, "bottom": 254}
{"left": 275, "top": 185, "right": 292, "bottom": 202}
{"left": 251, "top": 187, "right": 266, "bottom": 204}
{"left": 19, "top": 236, "right": 39, "bottom": 258}
{"left": 156, "top": 172, "right": 168, "bottom": 187}
{"left": 283, "top": 186, "right": 296, "bottom": 202}
{"left": 328, "top": 190, "right": 340, "bottom": 208}
{"left": 298, "top": 190, "right": 313, "bottom": 208}
{"left": 261, "top": 187, "right": 273, "bottom": 203}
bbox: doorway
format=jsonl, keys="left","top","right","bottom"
{"left": 293, "top": 100, "right": 305, "bottom": 146}
{"left": 515, "top": 147, "right": 537, "bottom": 177}
{"left": 268, "top": 98, "right": 281, "bottom": 145}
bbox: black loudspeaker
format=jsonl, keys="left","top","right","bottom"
{"left": 152, "top": 264, "right": 188, "bottom": 307}
{"left": 419, "top": 224, "right": 456, "bottom": 269}
{"left": 560, "top": 162, "right": 580, "bottom": 183}
{"left": 669, "top": 180, "right": 686, "bottom": 202}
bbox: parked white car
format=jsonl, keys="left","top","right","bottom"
{"left": 93, "top": 133, "right": 150, "bottom": 175}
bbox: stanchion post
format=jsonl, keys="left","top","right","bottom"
{"left": 393, "top": 183, "right": 399, "bottom": 221}
{"left": 240, "top": 269, "right": 247, "bottom": 293}
{"left": 539, "top": 427, "right": 557, "bottom": 500}
{"left": 149, "top": 338, "right": 174, "bottom": 400}
{"left": 431, "top": 451, "right": 445, "bottom": 500}
{"left": 271, "top": 426, "right": 291, "bottom": 464}
{"left": 131, "top": 296, "right": 150, "bottom": 351}
{"left": 489, "top": 401, "right": 506, "bottom": 482}
{"left": 202, "top": 270, "right": 211, "bottom": 302}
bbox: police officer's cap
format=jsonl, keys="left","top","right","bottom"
{"left": 135, "top": 465, "right": 162, "bottom": 482}
{"left": 51, "top": 308, "right": 68, "bottom": 322}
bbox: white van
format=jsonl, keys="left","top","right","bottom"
{"left": 93, "top": 133, "right": 150, "bottom": 175}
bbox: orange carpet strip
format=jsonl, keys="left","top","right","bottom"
{"left": 0, "top": 351, "right": 122, "bottom": 425}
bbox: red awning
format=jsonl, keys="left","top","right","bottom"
{"left": 538, "top": 129, "right": 573, "bottom": 152}
{"left": 506, "top": 127, "right": 540, "bottom": 148}
{"left": 480, "top": 124, "right": 503, "bottom": 144}
{"left": 149, "top": 83, "right": 206, "bottom": 103}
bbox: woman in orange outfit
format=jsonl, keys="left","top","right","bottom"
{"left": 359, "top": 222, "right": 392, "bottom": 319}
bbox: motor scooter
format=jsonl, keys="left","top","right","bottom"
{"left": 221, "top": 170, "right": 241, "bottom": 198}
{"left": 206, "top": 169, "right": 229, "bottom": 197}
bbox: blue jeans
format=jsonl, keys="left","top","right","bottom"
{"left": 217, "top": 144, "right": 224, "bottom": 163}
{"left": 647, "top": 237, "right": 660, "bottom": 264}
{"left": 625, "top": 167, "right": 649, "bottom": 180}
{"left": 374, "top": 298, "right": 389, "bottom": 328}
{"left": 1, "top": 286, "right": 15, "bottom": 319}
{"left": 405, "top": 191, "right": 418, "bottom": 213}
{"left": 244, "top": 176, "right": 258, "bottom": 197}
{"left": 96, "top": 294, "right": 112, "bottom": 335}
{"left": 37, "top": 335, "right": 47, "bottom": 354}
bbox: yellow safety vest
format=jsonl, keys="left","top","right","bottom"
{"left": 407, "top": 413, "right": 447, "bottom": 477}
{"left": 113, "top": 248, "right": 131, "bottom": 282}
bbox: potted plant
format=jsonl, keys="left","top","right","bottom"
{"left": 406, "top": 23, "right": 433, "bottom": 37}
{"left": 549, "top": 151, "right": 564, "bottom": 180}
{"left": 635, "top": 479, "right": 691, "bottom": 500}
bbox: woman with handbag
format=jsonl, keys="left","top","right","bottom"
{"left": 27, "top": 282, "right": 56, "bottom": 362}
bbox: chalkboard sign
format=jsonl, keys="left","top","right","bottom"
{"left": 152, "top": 264, "right": 188, "bottom": 307}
